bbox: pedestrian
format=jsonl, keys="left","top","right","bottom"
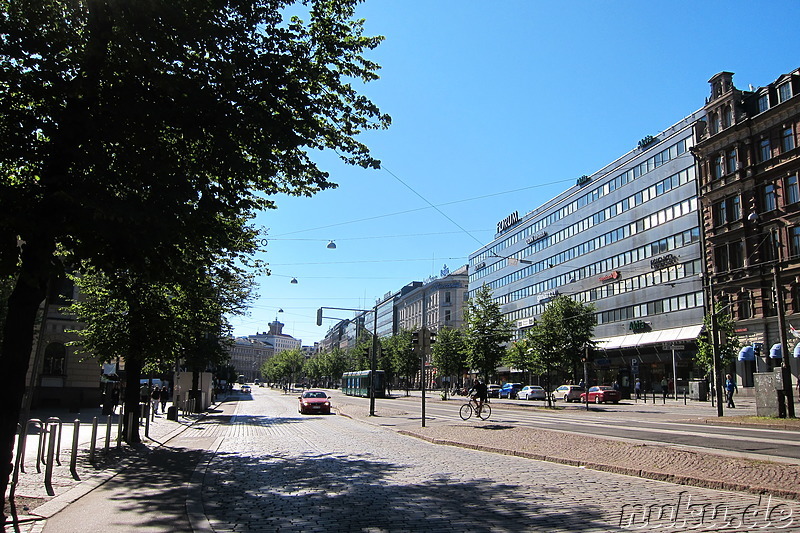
{"left": 661, "top": 377, "right": 668, "bottom": 400}
{"left": 634, "top": 378, "right": 641, "bottom": 399}
{"left": 151, "top": 386, "right": 161, "bottom": 415}
{"left": 160, "top": 386, "right": 169, "bottom": 413}
{"left": 111, "top": 387, "right": 120, "bottom": 414}
{"left": 140, "top": 382, "right": 149, "bottom": 403}
{"left": 725, "top": 374, "right": 737, "bottom": 408}
{"left": 612, "top": 381, "right": 620, "bottom": 391}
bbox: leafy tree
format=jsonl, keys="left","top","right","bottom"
{"left": 0, "top": 0, "right": 387, "bottom": 512}
{"left": 463, "top": 285, "right": 513, "bottom": 382}
{"left": 503, "top": 336, "right": 537, "bottom": 385}
{"left": 528, "top": 295, "right": 596, "bottom": 406}
{"left": 696, "top": 302, "right": 740, "bottom": 376}
{"left": 431, "top": 326, "right": 466, "bottom": 399}
{"left": 383, "top": 330, "right": 417, "bottom": 396}
{"left": 262, "top": 348, "right": 307, "bottom": 386}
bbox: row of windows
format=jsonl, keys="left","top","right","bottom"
{"left": 710, "top": 126, "right": 795, "bottom": 179}
{"left": 470, "top": 166, "right": 695, "bottom": 284}
{"left": 471, "top": 136, "right": 691, "bottom": 267}
{"left": 714, "top": 226, "right": 800, "bottom": 273}
{"left": 713, "top": 174, "right": 800, "bottom": 227}
{"left": 758, "top": 81, "right": 794, "bottom": 113}
{"left": 596, "top": 291, "right": 704, "bottom": 325}
{"left": 488, "top": 222, "right": 701, "bottom": 312}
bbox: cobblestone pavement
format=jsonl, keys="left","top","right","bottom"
{"left": 198, "top": 389, "right": 800, "bottom": 532}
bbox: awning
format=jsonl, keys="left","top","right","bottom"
{"left": 769, "top": 343, "right": 782, "bottom": 359}
{"left": 595, "top": 324, "right": 703, "bottom": 350}
{"left": 738, "top": 345, "right": 755, "bottom": 361}
{"left": 794, "top": 344, "right": 800, "bottom": 358}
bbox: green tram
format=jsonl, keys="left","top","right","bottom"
{"left": 342, "top": 370, "right": 386, "bottom": 398}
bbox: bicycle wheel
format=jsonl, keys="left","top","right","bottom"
{"left": 459, "top": 403, "right": 473, "bottom": 420}
{"left": 477, "top": 402, "right": 492, "bottom": 420}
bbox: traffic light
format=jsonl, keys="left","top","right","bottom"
{"left": 753, "top": 342, "right": 762, "bottom": 357}
{"left": 428, "top": 330, "right": 436, "bottom": 346}
{"left": 316, "top": 308, "right": 323, "bottom": 326}
{"left": 411, "top": 331, "right": 420, "bottom": 353}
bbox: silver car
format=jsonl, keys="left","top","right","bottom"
{"left": 518, "top": 385, "right": 547, "bottom": 400}
{"left": 551, "top": 385, "right": 585, "bottom": 402}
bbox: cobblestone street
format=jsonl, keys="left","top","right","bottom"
{"left": 198, "top": 390, "right": 799, "bottom": 532}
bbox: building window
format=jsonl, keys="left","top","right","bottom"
{"left": 790, "top": 227, "right": 800, "bottom": 259}
{"left": 761, "top": 231, "right": 777, "bottom": 262}
{"left": 713, "top": 154, "right": 724, "bottom": 179}
{"left": 759, "top": 138, "right": 772, "bottom": 162}
{"left": 787, "top": 174, "right": 800, "bottom": 205}
{"left": 444, "top": 291, "right": 451, "bottom": 304}
{"left": 43, "top": 343, "right": 66, "bottom": 376}
{"left": 778, "top": 82, "right": 793, "bottom": 103}
{"left": 713, "top": 196, "right": 739, "bottom": 226}
{"left": 726, "top": 148, "right": 737, "bottom": 174}
{"left": 782, "top": 126, "right": 795, "bottom": 153}
{"left": 762, "top": 183, "right": 777, "bottom": 212}
{"left": 758, "top": 94, "right": 769, "bottom": 113}
{"left": 713, "top": 200, "right": 727, "bottom": 227}
{"left": 722, "top": 105, "right": 732, "bottom": 128}
{"left": 714, "top": 245, "right": 729, "bottom": 272}
{"left": 444, "top": 310, "right": 451, "bottom": 322}
{"left": 710, "top": 112, "right": 721, "bottom": 134}
{"left": 738, "top": 292, "right": 753, "bottom": 320}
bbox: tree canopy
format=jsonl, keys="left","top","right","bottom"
{"left": 463, "top": 285, "right": 513, "bottom": 382}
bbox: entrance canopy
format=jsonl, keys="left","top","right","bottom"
{"left": 595, "top": 325, "right": 703, "bottom": 351}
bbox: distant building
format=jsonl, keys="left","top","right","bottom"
{"left": 248, "top": 319, "right": 301, "bottom": 354}
{"left": 395, "top": 265, "right": 469, "bottom": 333}
{"left": 227, "top": 337, "right": 273, "bottom": 382}
{"left": 693, "top": 68, "right": 800, "bottom": 391}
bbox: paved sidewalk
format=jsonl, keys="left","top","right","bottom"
{"left": 3, "top": 401, "right": 215, "bottom": 532}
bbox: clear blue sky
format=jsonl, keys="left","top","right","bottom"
{"left": 229, "top": 0, "right": 800, "bottom": 344}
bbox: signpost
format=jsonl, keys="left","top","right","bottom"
{"left": 663, "top": 344, "right": 685, "bottom": 400}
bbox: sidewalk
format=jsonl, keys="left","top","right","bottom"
{"left": 3, "top": 400, "right": 215, "bottom": 532}
{"left": 331, "top": 390, "right": 800, "bottom": 502}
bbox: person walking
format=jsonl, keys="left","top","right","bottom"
{"left": 159, "top": 386, "right": 169, "bottom": 414}
{"left": 151, "top": 386, "right": 161, "bottom": 415}
{"left": 725, "top": 374, "right": 737, "bottom": 408}
{"left": 634, "top": 378, "right": 641, "bottom": 399}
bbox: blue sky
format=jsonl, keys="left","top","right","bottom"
{"left": 229, "top": 0, "right": 800, "bottom": 344}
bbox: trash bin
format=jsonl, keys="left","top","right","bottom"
{"left": 167, "top": 405, "right": 178, "bottom": 421}
{"left": 689, "top": 379, "right": 708, "bottom": 401}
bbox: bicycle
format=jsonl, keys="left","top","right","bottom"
{"left": 459, "top": 396, "right": 491, "bottom": 421}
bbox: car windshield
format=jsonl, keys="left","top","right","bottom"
{"left": 303, "top": 392, "right": 327, "bottom": 399}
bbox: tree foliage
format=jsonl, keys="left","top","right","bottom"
{"left": 695, "top": 302, "right": 740, "bottom": 373}
{"left": 261, "top": 348, "right": 306, "bottom": 384}
{"left": 382, "top": 330, "right": 417, "bottom": 395}
{"left": 463, "top": 285, "right": 513, "bottom": 382}
{"left": 431, "top": 326, "right": 466, "bottom": 398}
{"left": 0, "top": 0, "right": 388, "bottom": 514}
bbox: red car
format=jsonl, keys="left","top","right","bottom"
{"left": 580, "top": 386, "right": 621, "bottom": 404}
{"left": 298, "top": 390, "right": 332, "bottom": 414}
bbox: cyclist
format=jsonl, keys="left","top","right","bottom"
{"left": 468, "top": 379, "right": 488, "bottom": 415}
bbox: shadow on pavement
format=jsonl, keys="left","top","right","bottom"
{"left": 198, "top": 451, "right": 611, "bottom": 532}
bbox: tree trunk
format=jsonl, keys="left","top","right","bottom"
{"left": 0, "top": 239, "right": 53, "bottom": 523}
{"left": 122, "top": 355, "right": 143, "bottom": 444}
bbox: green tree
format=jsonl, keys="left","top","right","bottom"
{"left": 463, "top": 285, "right": 513, "bottom": 382}
{"left": 696, "top": 302, "right": 741, "bottom": 375}
{"left": 431, "top": 326, "right": 466, "bottom": 399}
{"left": 0, "top": 0, "right": 388, "bottom": 512}
{"left": 503, "top": 336, "right": 536, "bottom": 385}
{"left": 384, "top": 330, "right": 417, "bottom": 396}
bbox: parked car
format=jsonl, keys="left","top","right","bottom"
{"left": 551, "top": 385, "right": 585, "bottom": 402}
{"left": 518, "top": 385, "right": 547, "bottom": 400}
{"left": 499, "top": 383, "right": 523, "bottom": 399}
{"left": 241, "top": 384, "right": 252, "bottom": 394}
{"left": 298, "top": 390, "right": 332, "bottom": 414}
{"left": 486, "top": 384, "right": 502, "bottom": 398}
{"left": 581, "top": 385, "right": 621, "bottom": 404}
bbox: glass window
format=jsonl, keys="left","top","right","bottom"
{"left": 713, "top": 201, "right": 727, "bottom": 226}
{"left": 782, "top": 127, "right": 795, "bottom": 153}
{"left": 726, "top": 148, "right": 737, "bottom": 174}
{"left": 790, "top": 227, "right": 800, "bottom": 259}
{"left": 787, "top": 175, "right": 800, "bottom": 205}
{"left": 723, "top": 105, "right": 732, "bottom": 128}
{"left": 763, "top": 183, "right": 777, "bottom": 212}
{"left": 758, "top": 94, "right": 769, "bottom": 113}
{"left": 713, "top": 154, "right": 724, "bottom": 179}
{"left": 778, "top": 82, "right": 792, "bottom": 103}
{"left": 729, "top": 241, "right": 744, "bottom": 269}
{"left": 759, "top": 138, "right": 771, "bottom": 162}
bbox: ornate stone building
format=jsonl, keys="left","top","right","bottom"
{"left": 693, "top": 69, "right": 800, "bottom": 391}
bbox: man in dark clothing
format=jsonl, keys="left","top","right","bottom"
{"left": 469, "top": 380, "right": 489, "bottom": 415}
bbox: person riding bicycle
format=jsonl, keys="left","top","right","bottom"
{"left": 468, "top": 379, "right": 488, "bottom": 414}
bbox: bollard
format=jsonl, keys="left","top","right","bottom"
{"left": 126, "top": 411, "right": 135, "bottom": 444}
{"left": 70, "top": 419, "right": 80, "bottom": 475}
{"left": 117, "top": 405, "right": 124, "bottom": 448}
{"left": 684, "top": 390, "right": 688, "bottom": 405}
{"left": 105, "top": 415, "right": 112, "bottom": 452}
{"left": 89, "top": 416, "right": 99, "bottom": 464}
{"left": 143, "top": 403, "right": 150, "bottom": 438}
{"left": 44, "top": 420, "right": 58, "bottom": 495}
{"left": 44, "top": 417, "right": 63, "bottom": 466}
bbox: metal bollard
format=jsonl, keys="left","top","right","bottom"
{"left": 117, "top": 405, "right": 124, "bottom": 448}
{"left": 143, "top": 403, "right": 150, "bottom": 438}
{"left": 70, "top": 419, "right": 80, "bottom": 476}
{"left": 684, "top": 390, "right": 688, "bottom": 405}
{"left": 44, "top": 420, "right": 58, "bottom": 495}
{"left": 105, "top": 415, "right": 112, "bottom": 452}
{"left": 89, "top": 417, "right": 99, "bottom": 464}
{"left": 18, "top": 419, "right": 43, "bottom": 475}
{"left": 126, "top": 411, "right": 135, "bottom": 444}
{"left": 44, "top": 417, "right": 63, "bottom": 466}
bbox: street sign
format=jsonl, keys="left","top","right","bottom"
{"left": 663, "top": 344, "right": 685, "bottom": 351}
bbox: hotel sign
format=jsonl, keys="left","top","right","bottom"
{"left": 497, "top": 211, "right": 520, "bottom": 234}
{"left": 526, "top": 230, "right": 548, "bottom": 245}
{"left": 650, "top": 254, "right": 678, "bottom": 270}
